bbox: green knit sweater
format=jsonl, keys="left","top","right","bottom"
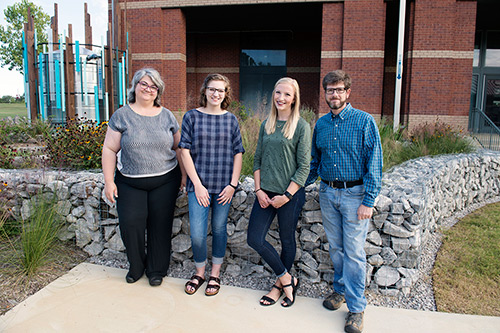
{"left": 253, "top": 117, "right": 311, "bottom": 193}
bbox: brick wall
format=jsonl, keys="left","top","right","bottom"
{"left": 403, "top": 0, "right": 476, "bottom": 128}
{"left": 113, "top": 0, "right": 477, "bottom": 129}
{"left": 119, "top": 4, "right": 187, "bottom": 111}
{"left": 186, "top": 27, "right": 321, "bottom": 112}
{"left": 407, "top": 115, "right": 469, "bottom": 133}
{"left": 186, "top": 32, "right": 240, "bottom": 110}
{"left": 319, "top": 2, "right": 344, "bottom": 114}
{"left": 287, "top": 31, "right": 321, "bottom": 111}
{"left": 117, "top": 0, "right": 332, "bottom": 10}
{"left": 320, "top": 0, "right": 386, "bottom": 116}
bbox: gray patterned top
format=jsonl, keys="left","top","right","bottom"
{"left": 108, "top": 104, "right": 180, "bottom": 177}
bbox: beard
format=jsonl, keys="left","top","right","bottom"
{"left": 327, "top": 98, "right": 346, "bottom": 110}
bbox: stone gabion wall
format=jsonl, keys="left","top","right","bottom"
{"left": 1, "top": 150, "right": 499, "bottom": 296}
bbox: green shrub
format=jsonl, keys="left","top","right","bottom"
{"left": 0, "top": 117, "right": 51, "bottom": 144}
{"left": 19, "top": 192, "right": 64, "bottom": 277}
{"left": 43, "top": 118, "right": 107, "bottom": 170}
{"left": 239, "top": 116, "right": 262, "bottom": 176}
{"left": 229, "top": 100, "right": 252, "bottom": 122}
{"left": 378, "top": 118, "right": 406, "bottom": 171}
{"left": 300, "top": 105, "right": 318, "bottom": 132}
{"left": 407, "top": 121, "right": 474, "bottom": 156}
{"left": 0, "top": 145, "right": 44, "bottom": 169}
{"left": 0, "top": 181, "right": 13, "bottom": 239}
{"left": 378, "top": 118, "right": 475, "bottom": 171}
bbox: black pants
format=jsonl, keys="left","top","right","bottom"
{"left": 115, "top": 165, "right": 181, "bottom": 279}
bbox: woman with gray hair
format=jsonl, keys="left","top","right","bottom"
{"left": 102, "top": 68, "right": 185, "bottom": 286}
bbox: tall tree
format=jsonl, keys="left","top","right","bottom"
{"left": 0, "top": 0, "right": 50, "bottom": 73}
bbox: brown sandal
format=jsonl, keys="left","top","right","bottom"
{"left": 185, "top": 275, "right": 205, "bottom": 295}
{"left": 205, "top": 276, "right": 221, "bottom": 296}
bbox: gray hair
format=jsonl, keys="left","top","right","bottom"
{"left": 127, "top": 68, "right": 165, "bottom": 107}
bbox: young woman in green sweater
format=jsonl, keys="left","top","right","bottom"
{"left": 247, "top": 77, "right": 311, "bottom": 307}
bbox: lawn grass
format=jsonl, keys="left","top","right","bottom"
{"left": 432, "top": 201, "right": 500, "bottom": 316}
{"left": 0, "top": 103, "right": 28, "bottom": 119}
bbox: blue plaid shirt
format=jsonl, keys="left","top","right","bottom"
{"left": 306, "top": 103, "right": 383, "bottom": 207}
{"left": 179, "top": 109, "right": 245, "bottom": 194}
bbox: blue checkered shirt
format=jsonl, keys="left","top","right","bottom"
{"left": 306, "top": 103, "right": 383, "bottom": 207}
{"left": 179, "top": 109, "right": 245, "bottom": 194}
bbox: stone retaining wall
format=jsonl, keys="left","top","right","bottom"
{"left": 1, "top": 150, "right": 499, "bottom": 295}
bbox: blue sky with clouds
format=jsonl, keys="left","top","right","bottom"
{"left": 0, "top": 0, "right": 108, "bottom": 97}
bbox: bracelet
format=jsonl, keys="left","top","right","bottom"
{"left": 284, "top": 191, "right": 293, "bottom": 200}
{"left": 229, "top": 183, "right": 238, "bottom": 190}
{"left": 254, "top": 188, "right": 261, "bottom": 193}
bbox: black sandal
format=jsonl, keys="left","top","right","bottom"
{"left": 185, "top": 275, "right": 205, "bottom": 295}
{"left": 281, "top": 277, "right": 299, "bottom": 308}
{"left": 205, "top": 276, "right": 221, "bottom": 296}
{"left": 260, "top": 284, "right": 283, "bottom": 306}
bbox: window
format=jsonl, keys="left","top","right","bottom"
{"left": 485, "top": 31, "right": 500, "bottom": 67}
{"left": 473, "top": 32, "right": 480, "bottom": 67}
{"left": 239, "top": 49, "right": 287, "bottom": 114}
{"left": 240, "top": 50, "right": 286, "bottom": 67}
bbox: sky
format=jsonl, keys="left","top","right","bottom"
{"left": 0, "top": 0, "right": 108, "bottom": 97}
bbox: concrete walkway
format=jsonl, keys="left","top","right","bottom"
{"left": 1, "top": 263, "right": 499, "bottom": 332}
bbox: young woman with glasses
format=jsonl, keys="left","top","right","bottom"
{"left": 179, "top": 74, "right": 245, "bottom": 296}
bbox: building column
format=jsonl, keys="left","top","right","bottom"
{"left": 320, "top": 0, "right": 386, "bottom": 119}
{"left": 127, "top": 6, "right": 186, "bottom": 112}
{"left": 403, "top": 0, "right": 476, "bottom": 130}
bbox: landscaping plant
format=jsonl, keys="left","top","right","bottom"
{"left": 378, "top": 119, "right": 474, "bottom": 171}
{"left": 43, "top": 117, "right": 107, "bottom": 170}
{"left": 0, "top": 181, "right": 20, "bottom": 238}
{"left": 19, "top": 192, "right": 64, "bottom": 277}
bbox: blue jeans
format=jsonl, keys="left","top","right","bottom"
{"left": 188, "top": 191, "right": 231, "bottom": 267}
{"left": 247, "top": 188, "right": 305, "bottom": 277}
{"left": 319, "top": 182, "right": 369, "bottom": 313}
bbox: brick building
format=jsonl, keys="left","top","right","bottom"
{"left": 109, "top": 0, "right": 500, "bottom": 130}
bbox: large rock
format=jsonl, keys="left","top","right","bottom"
{"left": 374, "top": 266, "right": 400, "bottom": 287}
{"left": 171, "top": 234, "right": 191, "bottom": 253}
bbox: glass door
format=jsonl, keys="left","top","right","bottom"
{"left": 239, "top": 49, "right": 286, "bottom": 116}
{"left": 483, "top": 76, "right": 500, "bottom": 127}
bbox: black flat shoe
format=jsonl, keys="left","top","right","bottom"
{"left": 149, "top": 276, "right": 163, "bottom": 287}
{"left": 126, "top": 273, "right": 138, "bottom": 284}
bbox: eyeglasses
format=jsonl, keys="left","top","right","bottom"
{"left": 138, "top": 81, "right": 159, "bottom": 92}
{"left": 206, "top": 87, "right": 226, "bottom": 95}
{"left": 325, "top": 87, "right": 347, "bottom": 95}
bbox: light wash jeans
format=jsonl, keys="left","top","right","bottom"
{"left": 188, "top": 191, "right": 231, "bottom": 268}
{"left": 319, "top": 182, "right": 369, "bottom": 313}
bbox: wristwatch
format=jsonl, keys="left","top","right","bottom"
{"left": 283, "top": 191, "right": 293, "bottom": 200}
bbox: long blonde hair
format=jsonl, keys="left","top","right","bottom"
{"left": 265, "top": 77, "right": 301, "bottom": 140}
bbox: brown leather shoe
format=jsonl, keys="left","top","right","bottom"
{"left": 344, "top": 311, "right": 364, "bottom": 333}
{"left": 322, "top": 291, "right": 345, "bottom": 310}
